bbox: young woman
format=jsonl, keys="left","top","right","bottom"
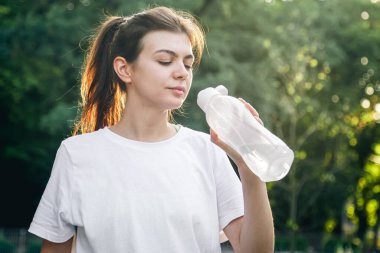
{"left": 29, "top": 6, "right": 274, "bottom": 253}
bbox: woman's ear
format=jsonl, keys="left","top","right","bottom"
{"left": 113, "top": 56, "right": 132, "bottom": 84}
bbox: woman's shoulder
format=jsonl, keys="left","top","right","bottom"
{"left": 61, "top": 128, "right": 107, "bottom": 150}
{"left": 180, "top": 126, "right": 228, "bottom": 164}
{"left": 181, "top": 126, "right": 210, "bottom": 141}
{"left": 180, "top": 126, "right": 221, "bottom": 152}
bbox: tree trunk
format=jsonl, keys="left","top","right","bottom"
{"left": 289, "top": 174, "right": 298, "bottom": 253}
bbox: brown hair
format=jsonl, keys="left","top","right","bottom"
{"left": 73, "top": 6, "right": 205, "bottom": 135}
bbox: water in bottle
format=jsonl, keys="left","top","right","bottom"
{"left": 197, "top": 85, "right": 294, "bottom": 182}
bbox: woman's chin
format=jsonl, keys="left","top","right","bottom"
{"left": 167, "top": 100, "right": 184, "bottom": 110}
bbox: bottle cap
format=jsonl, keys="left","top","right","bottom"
{"left": 215, "top": 85, "right": 228, "bottom": 95}
{"left": 197, "top": 87, "right": 221, "bottom": 112}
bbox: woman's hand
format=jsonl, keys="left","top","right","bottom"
{"left": 210, "top": 98, "right": 263, "bottom": 166}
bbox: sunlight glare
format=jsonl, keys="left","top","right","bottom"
{"left": 361, "top": 99, "right": 370, "bottom": 109}
{"left": 361, "top": 57, "right": 369, "bottom": 65}
{"left": 361, "top": 11, "right": 370, "bottom": 20}
{"left": 365, "top": 86, "right": 374, "bottom": 95}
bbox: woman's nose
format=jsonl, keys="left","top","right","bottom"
{"left": 173, "top": 63, "right": 189, "bottom": 80}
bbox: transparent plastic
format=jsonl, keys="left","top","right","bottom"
{"left": 197, "top": 85, "right": 294, "bottom": 182}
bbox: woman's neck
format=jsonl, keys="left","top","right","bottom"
{"left": 109, "top": 107, "right": 176, "bottom": 142}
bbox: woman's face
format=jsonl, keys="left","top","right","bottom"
{"left": 126, "top": 30, "right": 194, "bottom": 111}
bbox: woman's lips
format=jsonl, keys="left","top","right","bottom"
{"left": 168, "top": 86, "right": 185, "bottom": 96}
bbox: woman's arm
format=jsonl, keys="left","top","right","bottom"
{"left": 41, "top": 237, "right": 74, "bottom": 253}
{"left": 224, "top": 162, "right": 274, "bottom": 253}
{"left": 211, "top": 99, "right": 274, "bottom": 253}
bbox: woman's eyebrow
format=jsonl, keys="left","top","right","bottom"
{"left": 154, "top": 49, "right": 194, "bottom": 60}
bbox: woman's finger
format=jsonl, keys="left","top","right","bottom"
{"left": 238, "top": 98, "right": 264, "bottom": 126}
{"left": 210, "top": 129, "right": 242, "bottom": 163}
{"left": 238, "top": 98, "right": 259, "bottom": 117}
{"left": 255, "top": 116, "right": 264, "bottom": 126}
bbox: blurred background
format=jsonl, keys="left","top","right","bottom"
{"left": 0, "top": 0, "right": 379, "bottom": 252}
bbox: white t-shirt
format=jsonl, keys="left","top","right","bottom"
{"left": 29, "top": 126, "right": 244, "bottom": 253}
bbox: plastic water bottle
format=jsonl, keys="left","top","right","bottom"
{"left": 197, "top": 85, "right": 294, "bottom": 182}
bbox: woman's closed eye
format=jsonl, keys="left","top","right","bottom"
{"left": 158, "top": 61, "right": 172, "bottom": 66}
{"left": 158, "top": 60, "right": 192, "bottom": 70}
{"left": 184, "top": 64, "right": 193, "bottom": 70}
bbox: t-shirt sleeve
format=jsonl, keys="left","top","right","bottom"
{"left": 212, "top": 145, "right": 244, "bottom": 231}
{"left": 28, "top": 143, "right": 75, "bottom": 242}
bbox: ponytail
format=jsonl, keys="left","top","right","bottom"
{"left": 73, "top": 17, "right": 127, "bottom": 135}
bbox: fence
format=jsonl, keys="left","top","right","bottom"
{"left": 0, "top": 228, "right": 367, "bottom": 253}
{"left": 0, "top": 229, "right": 40, "bottom": 253}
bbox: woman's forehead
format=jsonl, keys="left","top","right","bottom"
{"left": 140, "top": 31, "right": 193, "bottom": 55}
